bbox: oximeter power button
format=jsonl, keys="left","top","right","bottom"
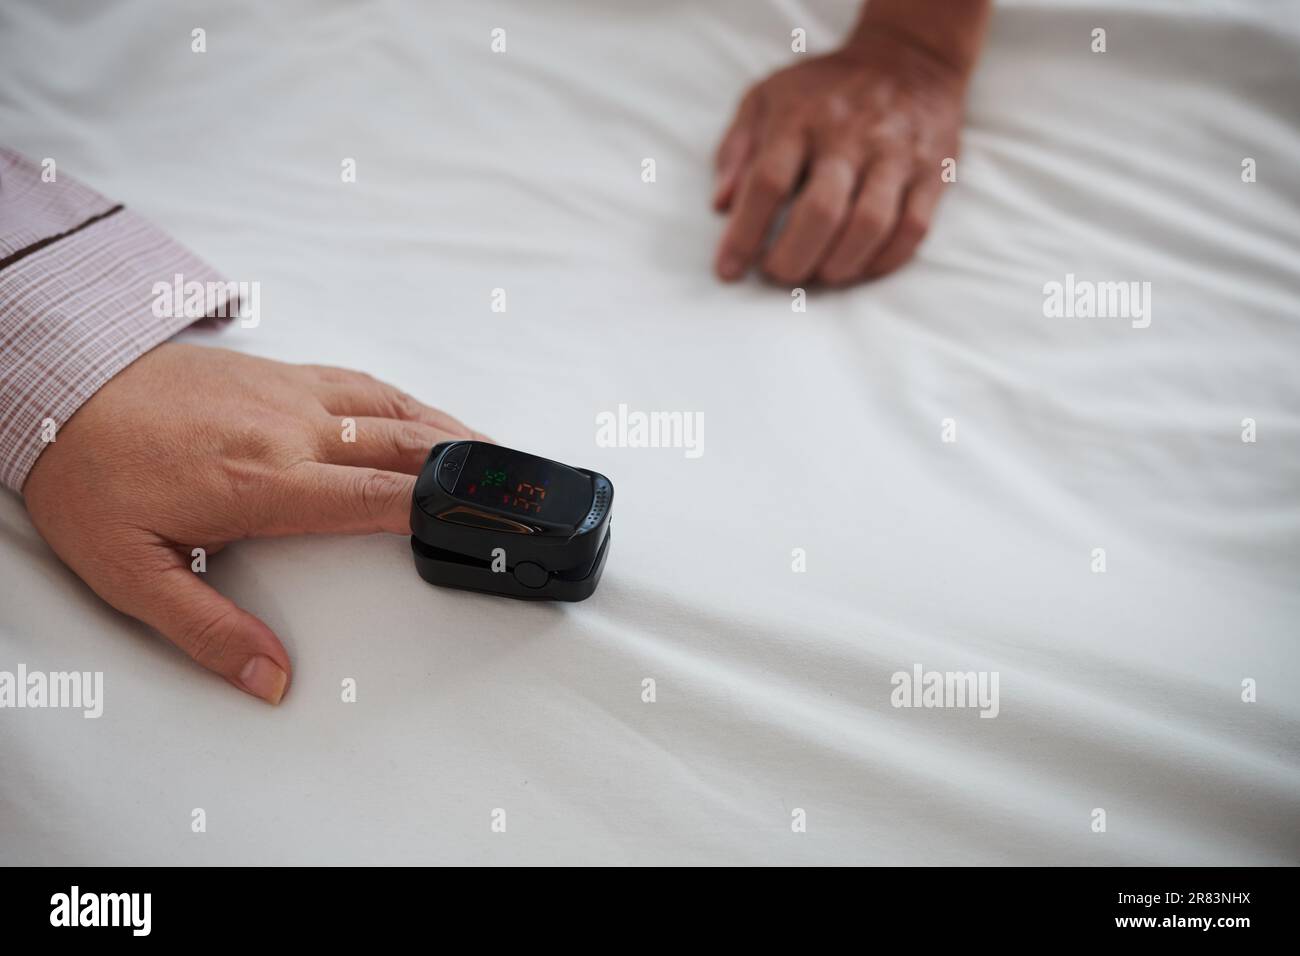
{"left": 512, "top": 561, "right": 550, "bottom": 589}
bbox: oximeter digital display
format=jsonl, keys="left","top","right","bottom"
{"left": 410, "top": 441, "right": 613, "bottom": 601}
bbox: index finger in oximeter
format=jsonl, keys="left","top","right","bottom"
{"left": 409, "top": 441, "right": 613, "bottom": 601}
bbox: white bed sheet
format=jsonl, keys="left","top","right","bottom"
{"left": 1, "top": 0, "right": 1297, "bottom": 865}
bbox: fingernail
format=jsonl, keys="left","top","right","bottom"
{"left": 718, "top": 255, "right": 744, "bottom": 280}
{"left": 238, "top": 655, "right": 287, "bottom": 705}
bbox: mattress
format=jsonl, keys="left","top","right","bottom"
{"left": 1, "top": 0, "right": 1297, "bottom": 865}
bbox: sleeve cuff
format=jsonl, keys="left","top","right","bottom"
{"left": 0, "top": 207, "right": 236, "bottom": 492}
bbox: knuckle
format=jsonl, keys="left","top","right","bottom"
{"left": 391, "top": 423, "right": 429, "bottom": 458}
{"left": 763, "top": 259, "right": 802, "bottom": 286}
{"left": 217, "top": 452, "right": 265, "bottom": 501}
{"left": 751, "top": 164, "right": 788, "bottom": 200}
{"left": 382, "top": 388, "right": 423, "bottom": 421}
{"left": 899, "top": 213, "right": 929, "bottom": 242}
{"left": 811, "top": 99, "right": 847, "bottom": 128}
{"left": 817, "top": 260, "right": 852, "bottom": 285}
{"left": 355, "top": 470, "right": 403, "bottom": 518}
{"left": 395, "top": 391, "right": 425, "bottom": 419}
{"left": 852, "top": 210, "right": 888, "bottom": 240}
{"left": 180, "top": 609, "right": 238, "bottom": 666}
{"left": 308, "top": 364, "right": 372, "bottom": 386}
{"left": 220, "top": 423, "right": 275, "bottom": 462}
{"left": 719, "top": 120, "right": 748, "bottom": 158}
{"left": 804, "top": 195, "right": 840, "bottom": 226}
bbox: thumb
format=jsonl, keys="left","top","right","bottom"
{"left": 124, "top": 563, "right": 292, "bottom": 705}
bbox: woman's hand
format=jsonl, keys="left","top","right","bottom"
{"left": 22, "top": 343, "right": 488, "bottom": 705}
{"left": 713, "top": 4, "right": 988, "bottom": 286}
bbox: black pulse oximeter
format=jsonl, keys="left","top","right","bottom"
{"left": 410, "top": 441, "right": 613, "bottom": 601}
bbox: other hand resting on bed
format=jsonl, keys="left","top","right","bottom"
{"left": 712, "top": 0, "right": 991, "bottom": 286}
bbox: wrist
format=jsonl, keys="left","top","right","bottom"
{"left": 844, "top": 0, "right": 991, "bottom": 84}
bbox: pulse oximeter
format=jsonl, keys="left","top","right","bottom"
{"left": 410, "top": 441, "right": 613, "bottom": 601}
